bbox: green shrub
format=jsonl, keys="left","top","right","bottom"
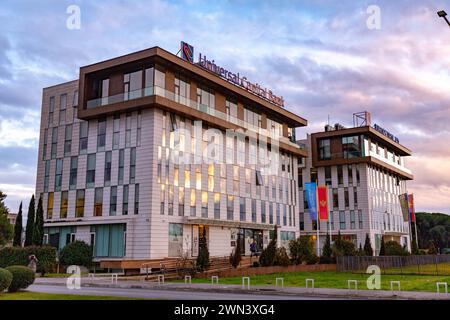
{"left": 385, "top": 241, "right": 409, "bottom": 256}
{"left": 252, "top": 261, "right": 260, "bottom": 268}
{"left": 332, "top": 240, "right": 357, "bottom": 257}
{"left": 274, "top": 247, "right": 291, "bottom": 266}
{"left": 59, "top": 241, "right": 93, "bottom": 267}
{"left": 306, "top": 254, "right": 319, "bottom": 265}
{"left": 0, "top": 268, "right": 13, "bottom": 292}
{"left": 196, "top": 234, "right": 210, "bottom": 271}
{"left": 259, "top": 238, "right": 277, "bottom": 267}
{"left": 0, "top": 246, "right": 57, "bottom": 275}
{"left": 5, "top": 266, "right": 35, "bottom": 292}
{"left": 289, "top": 236, "right": 314, "bottom": 265}
{"left": 229, "top": 237, "right": 242, "bottom": 268}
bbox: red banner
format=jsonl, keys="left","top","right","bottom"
{"left": 317, "top": 185, "right": 329, "bottom": 221}
{"left": 408, "top": 194, "right": 415, "bottom": 222}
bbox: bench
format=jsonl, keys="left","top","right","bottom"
{"left": 87, "top": 273, "right": 121, "bottom": 284}
{"left": 142, "top": 259, "right": 181, "bottom": 280}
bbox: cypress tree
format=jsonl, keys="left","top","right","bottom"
{"left": 24, "top": 195, "right": 35, "bottom": 246}
{"left": 363, "top": 233, "right": 374, "bottom": 256}
{"left": 32, "top": 197, "right": 44, "bottom": 246}
{"left": 379, "top": 236, "right": 386, "bottom": 256}
{"left": 13, "top": 202, "right": 23, "bottom": 246}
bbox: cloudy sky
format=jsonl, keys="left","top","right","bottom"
{"left": 0, "top": 0, "right": 449, "bottom": 215}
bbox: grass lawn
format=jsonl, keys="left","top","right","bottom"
{"left": 181, "top": 271, "right": 450, "bottom": 292}
{"left": 0, "top": 291, "right": 142, "bottom": 300}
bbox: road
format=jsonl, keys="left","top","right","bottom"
{"left": 28, "top": 284, "right": 338, "bottom": 300}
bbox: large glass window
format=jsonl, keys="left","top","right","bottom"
{"left": 113, "top": 115, "right": 120, "bottom": 149}
{"left": 325, "top": 167, "right": 332, "bottom": 186}
{"left": 225, "top": 99, "right": 237, "bottom": 119}
{"left": 123, "top": 185, "right": 129, "bottom": 215}
{"left": 94, "top": 187, "right": 103, "bottom": 217}
{"left": 59, "top": 94, "right": 67, "bottom": 125}
{"left": 178, "top": 187, "right": 185, "bottom": 216}
{"left": 60, "top": 191, "right": 68, "bottom": 219}
{"left": 196, "top": 86, "right": 215, "bottom": 111}
{"left": 124, "top": 70, "right": 143, "bottom": 100}
{"left": 47, "top": 193, "right": 54, "bottom": 219}
{"left": 104, "top": 151, "right": 112, "bottom": 186}
{"left": 134, "top": 184, "right": 139, "bottom": 215}
{"left": 79, "top": 122, "right": 88, "bottom": 154}
{"left": 244, "top": 108, "right": 261, "bottom": 128}
{"left": 51, "top": 127, "right": 58, "bottom": 159}
{"left": 227, "top": 195, "right": 234, "bottom": 220}
{"left": 97, "top": 118, "right": 106, "bottom": 151}
{"left": 110, "top": 186, "right": 117, "bottom": 216}
{"left": 201, "top": 191, "right": 208, "bottom": 218}
{"left": 318, "top": 139, "right": 331, "bottom": 160}
{"left": 339, "top": 211, "right": 346, "bottom": 229}
{"left": 174, "top": 75, "right": 190, "bottom": 104}
{"left": 130, "top": 147, "right": 136, "bottom": 184}
{"left": 261, "top": 201, "right": 266, "bottom": 223}
{"left": 118, "top": 149, "right": 124, "bottom": 185}
{"left": 55, "top": 159, "right": 63, "bottom": 192}
{"left": 76, "top": 190, "right": 85, "bottom": 217}
{"left": 342, "top": 136, "right": 360, "bottom": 158}
{"left": 69, "top": 157, "right": 78, "bottom": 190}
{"left": 168, "top": 223, "right": 183, "bottom": 257}
{"left": 214, "top": 193, "right": 220, "bottom": 219}
{"left": 64, "top": 125, "right": 72, "bottom": 156}
{"left": 86, "top": 154, "right": 96, "bottom": 188}
{"left": 239, "top": 197, "right": 246, "bottom": 221}
{"left": 48, "top": 96, "right": 55, "bottom": 127}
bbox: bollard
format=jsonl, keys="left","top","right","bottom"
{"left": 306, "top": 278, "right": 315, "bottom": 289}
{"left": 436, "top": 282, "right": 448, "bottom": 294}
{"left": 390, "top": 281, "right": 400, "bottom": 292}
{"left": 275, "top": 278, "right": 284, "bottom": 288}
{"left": 211, "top": 276, "right": 219, "bottom": 285}
{"left": 242, "top": 277, "right": 250, "bottom": 290}
{"left": 348, "top": 280, "right": 358, "bottom": 291}
{"left": 158, "top": 274, "right": 165, "bottom": 285}
{"left": 184, "top": 275, "right": 192, "bottom": 285}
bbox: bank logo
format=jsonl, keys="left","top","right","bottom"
{"left": 181, "top": 41, "right": 194, "bottom": 63}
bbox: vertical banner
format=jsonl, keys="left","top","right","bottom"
{"left": 408, "top": 194, "right": 416, "bottom": 222}
{"left": 305, "top": 182, "right": 317, "bottom": 221}
{"left": 399, "top": 193, "right": 410, "bottom": 222}
{"left": 317, "top": 185, "right": 329, "bottom": 221}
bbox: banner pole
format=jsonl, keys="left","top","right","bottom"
{"left": 316, "top": 180, "right": 320, "bottom": 257}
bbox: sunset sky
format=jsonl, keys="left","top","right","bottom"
{"left": 0, "top": 0, "right": 449, "bottom": 215}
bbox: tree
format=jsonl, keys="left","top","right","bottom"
{"left": 320, "top": 234, "right": 333, "bottom": 263}
{"left": 13, "top": 202, "right": 23, "bottom": 247}
{"left": 289, "top": 236, "right": 314, "bottom": 265}
{"left": 0, "top": 191, "right": 14, "bottom": 246}
{"left": 59, "top": 241, "right": 93, "bottom": 267}
{"left": 363, "top": 234, "right": 373, "bottom": 256}
{"left": 411, "top": 239, "right": 419, "bottom": 255}
{"left": 384, "top": 241, "right": 409, "bottom": 256}
{"left": 24, "top": 195, "right": 35, "bottom": 247}
{"left": 416, "top": 212, "right": 450, "bottom": 251}
{"left": 379, "top": 236, "right": 386, "bottom": 256}
{"left": 260, "top": 238, "right": 277, "bottom": 267}
{"left": 428, "top": 240, "right": 437, "bottom": 255}
{"left": 32, "top": 197, "right": 44, "bottom": 246}
{"left": 229, "top": 235, "right": 242, "bottom": 268}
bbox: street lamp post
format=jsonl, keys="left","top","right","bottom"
{"left": 437, "top": 10, "right": 450, "bottom": 27}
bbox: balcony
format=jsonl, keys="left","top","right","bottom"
{"left": 86, "top": 85, "right": 303, "bottom": 150}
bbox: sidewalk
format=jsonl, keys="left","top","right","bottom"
{"left": 34, "top": 277, "right": 450, "bottom": 300}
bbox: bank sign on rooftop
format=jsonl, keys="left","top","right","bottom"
{"left": 180, "top": 41, "right": 285, "bottom": 107}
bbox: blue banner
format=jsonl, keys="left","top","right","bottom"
{"left": 305, "top": 182, "right": 318, "bottom": 220}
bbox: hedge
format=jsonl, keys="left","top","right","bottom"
{"left": 59, "top": 241, "right": 93, "bottom": 267}
{"left": 0, "top": 246, "right": 57, "bottom": 275}
{"left": 5, "top": 266, "right": 35, "bottom": 292}
{"left": 0, "top": 268, "right": 13, "bottom": 292}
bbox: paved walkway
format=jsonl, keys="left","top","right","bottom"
{"left": 34, "top": 276, "right": 450, "bottom": 300}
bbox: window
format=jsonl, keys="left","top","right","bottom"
{"left": 344, "top": 187, "right": 349, "bottom": 209}
{"left": 59, "top": 94, "right": 67, "bottom": 125}
{"left": 244, "top": 108, "right": 261, "bottom": 128}
{"left": 195, "top": 167, "right": 201, "bottom": 190}
{"left": 332, "top": 188, "right": 338, "bottom": 210}
{"left": 79, "top": 122, "right": 88, "bottom": 154}
{"left": 130, "top": 147, "right": 136, "bottom": 184}
{"left": 124, "top": 70, "right": 143, "bottom": 100}
{"left": 60, "top": 191, "right": 68, "bottom": 218}
{"left": 269, "top": 203, "right": 274, "bottom": 224}
{"left": 86, "top": 154, "right": 96, "bottom": 188}
{"left": 47, "top": 193, "right": 54, "bottom": 219}
{"left": 276, "top": 204, "right": 281, "bottom": 225}
{"left": 118, "top": 149, "right": 124, "bottom": 185}
{"left": 97, "top": 118, "right": 106, "bottom": 151}
{"left": 51, "top": 127, "right": 58, "bottom": 159}
{"left": 160, "top": 184, "right": 165, "bottom": 215}
{"left": 256, "top": 170, "right": 263, "bottom": 186}
{"left": 137, "top": 111, "right": 142, "bottom": 147}
{"left": 64, "top": 125, "right": 72, "bottom": 156}
{"left": 225, "top": 99, "right": 237, "bottom": 119}
{"left": 325, "top": 167, "right": 332, "bottom": 186}
{"left": 69, "top": 156, "right": 78, "bottom": 190}
{"left": 201, "top": 191, "right": 208, "bottom": 218}
{"left": 342, "top": 136, "right": 360, "bottom": 158}
{"left": 55, "top": 159, "right": 63, "bottom": 192}
{"left": 214, "top": 193, "right": 220, "bottom": 219}
{"left": 251, "top": 199, "right": 257, "bottom": 223}
{"left": 354, "top": 187, "right": 358, "bottom": 208}
{"left": 48, "top": 96, "right": 55, "bottom": 127}
{"left": 42, "top": 128, "right": 48, "bottom": 160}
{"left": 168, "top": 223, "right": 183, "bottom": 258}
{"left": 358, "top": 210, "right": 363, "bottom": 229}
{"left": 113, "top": 115, "right": 120, "bottom": 149}
{"left": 356, "top": 166, "right": 360, "bottom": 185}
{"left": 261, "top": 201, "right": 266, "bottom": 223}
{"left": 168, "top": 185, "right": 174, "bottom": 215}
{"left": 123, "top": 185, "right": 129, "bottom": 215}
{"left": 299, "top": 212, "right": 305, "bottom": 230}
{"left": 196, "top": 86, "right": 215, "bottom": 110}
{"left": 110, "top": 186, "right": 117, "bottom": 216}
{"left": 125, "top": 113, "right": 132, "bottom": 148}
{"left": 283, "top": 204, "right": 287, "bottom": 226}
{"left": 100, "top": 78, "right": 109, "bottom": 105}
{"left": 94, "top": 188, "right": 103, "bottom": 216}
{"left": 267, "top": 118, "right": 283, "bottom": 137}
{"left": 348, "top": 165, "right": 353, "bottom": 185}
{"left": 44, "top": 161, "right": 50, "bottom": 193}
{"left": 337, "top": 165, "right": 343, "bottom": 185}
{"left": 239, "top": 197, "right": 246, "bottom": 221}
{"left": 174, "top": 75, "right": 190, "bottom": 104}
{"left": 184, "top": 168, "right": 190, "bottom": 188}
{"left": 319, "top": 139, "right": 331, "bottom": 160}
{"left": 72, "top": 90, "right": 78, "bottom": 120}
{"left": 134, "top": 183, "right": 139, "bottom": 214}
{"left": 227, "top": 195, "right": 234, "bottom": 220}
{"left": 178, "top": 187, "right": 185, "bottom": 216}
{"left": 104, "top": 151, "right": 112, "bottom": 186}
{"left": 208, "top": 164, "right": 214, "bottom": 191}
{"left": 190, "top": 189, "right": 196, "bottom": 216}
{"left": 298, "top": 170, "right": 303, "bottom": 188}
{"left": 76, "top": 190, "right": 85, "bottom": 217}
{"left": 339, "top": 211, "right": 346, "bottom": 229}
{"left": 350, "top": 210, "right": 356, "bottom": 229}
{"left": 329, "top": 211, "right": 334, "bottom": 230}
